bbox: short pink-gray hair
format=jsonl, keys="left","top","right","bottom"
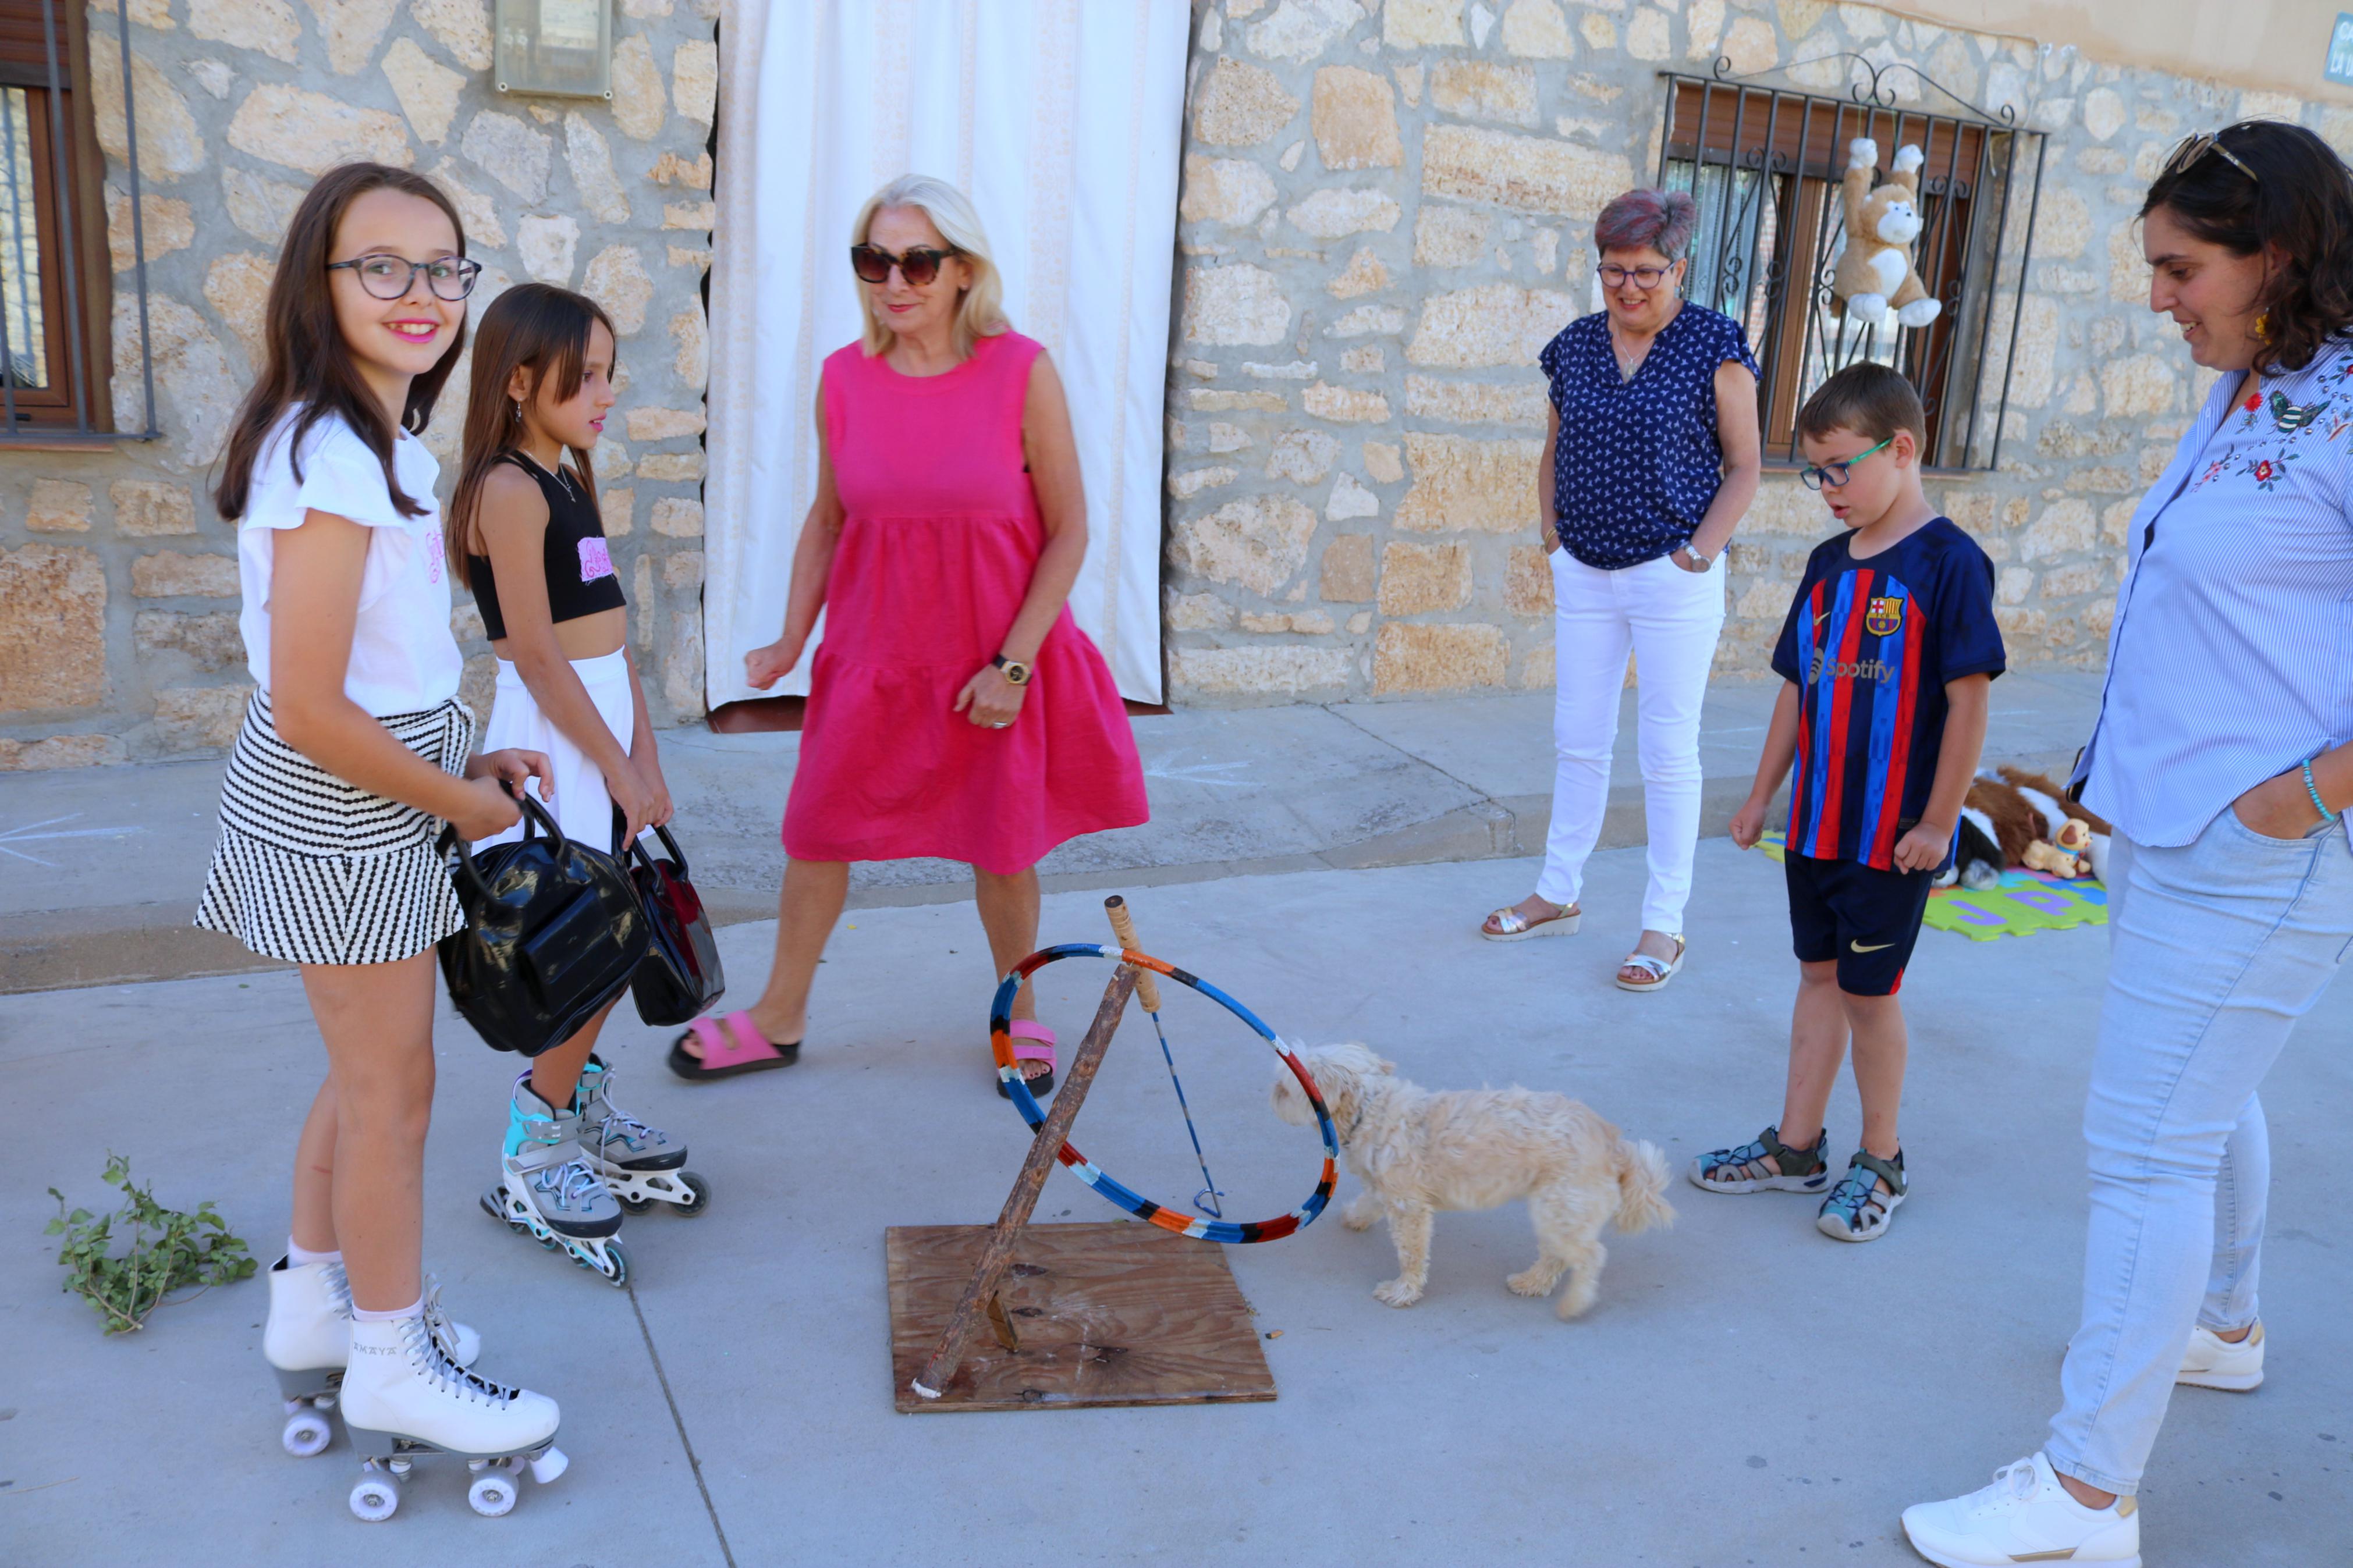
{"left": 1595, "top": 187, "right": 1698, "bottom": 261}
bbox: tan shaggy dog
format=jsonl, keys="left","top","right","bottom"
{"left": 1272, "top": 1043, "right": 1674, "bottom": 1319}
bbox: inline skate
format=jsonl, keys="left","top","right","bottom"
{"left": 339, "top": 1311, "right": 564, "bottom": 1521}
{"left": 574, "top": 1054, "right": 709, "bottom": 1215}
{"left": 481, "top": 1073, "right": 628, "bottom": 1285}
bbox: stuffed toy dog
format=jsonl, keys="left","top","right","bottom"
{"left": 1831, "top": 139, "right": 1943, "bottom": 331}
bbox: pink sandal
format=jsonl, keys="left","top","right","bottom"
{"left": 995, "top": 1021, "right": 1056, "bottom": 1098}
{"left": 668, "top": 1010, "right": 800, "bottom": 1082}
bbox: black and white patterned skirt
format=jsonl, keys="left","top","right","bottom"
{"left": 195, "top": 691, "right": 475, "bottom": 966}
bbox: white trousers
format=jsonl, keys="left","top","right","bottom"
{"left": 478, "top": 649, "right": 636, "bottom": 855}
{"left": 1536, "top": 549, "right": 1727, "bottom": 933}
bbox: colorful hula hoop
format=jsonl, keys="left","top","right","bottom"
{"left": 990, "top": 943, "right": 1337, "bottom": 1243}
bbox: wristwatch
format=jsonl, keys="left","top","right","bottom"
{"left": 1684, "top": 545, "right": 1715, "bottom": 571}
{"left": 991, "top": 653, "right": 1032, "bottom": 685}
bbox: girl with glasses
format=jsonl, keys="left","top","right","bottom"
{"left": 201, "top": 163, "right": 565, "bottom": 1499}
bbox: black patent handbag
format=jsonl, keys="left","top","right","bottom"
{"left": 626, "top": 822, "right": 726, "bottom": 1026}
{"left": 436, "top": 787, "right": 650, "bottom": 1057}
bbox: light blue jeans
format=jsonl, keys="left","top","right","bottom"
{"left": 2047, "top": 808, "right": 2353, "bottom": 1495}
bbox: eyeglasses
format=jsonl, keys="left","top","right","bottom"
{"left": 851, "top": 243, "right": 960, "bottom": 287}
{"left": 2162, "top": 131, "right": 2260, "bottom": 186}
{"left": 1597, "top": 262, "right": 1675, "bottom": 289}
{"left": 326, "top": 253, "right": 482, "bottom": 301}
{"left": 1798, "top": 436, "right": 1893, "bottom": 490}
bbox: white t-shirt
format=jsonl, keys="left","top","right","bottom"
{"left": 237, "top": 407, "right": 463, "bottom": 716}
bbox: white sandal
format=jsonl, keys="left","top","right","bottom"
{"left": 1481, "top": 899, "right": 1580, "bottom": 943}
{"left": 1613, "top": 936, "right": 1687, "bottom": 992}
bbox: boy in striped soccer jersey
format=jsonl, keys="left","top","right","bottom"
{"left": 1697, "top": 363, "right": 2003, "bottom": 1243}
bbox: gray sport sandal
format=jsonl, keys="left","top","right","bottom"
{"left": 1689, "top": 1125, "right": 1832, "bottom": 1194}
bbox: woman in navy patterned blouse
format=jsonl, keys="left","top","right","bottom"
{"left": 1479, "top": 187, "right": 1762, "bottom": 993}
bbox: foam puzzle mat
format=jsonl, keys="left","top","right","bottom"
{"left": 1754, "top": 831, "right": 2108, "bottom": 941}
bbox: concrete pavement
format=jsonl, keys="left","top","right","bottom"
{"left": 0, "top": 669, "right": 2104, "bottom": 993}
{"left": 5, "top": 841, "right": 2347, "bottom": 1566}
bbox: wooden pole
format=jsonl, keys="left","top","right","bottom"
{"left": 1102, "top": 895, "right": 1162, "bottom": 1012}
{"left": 911, "top": 963, "right": 1138, "bottom": 1400}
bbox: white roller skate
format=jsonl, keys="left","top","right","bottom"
{"left": 481, "top": 1073, "right": 628, "bottom": 1286}
{"left": 575, "top": 1054, "right": 709, "bottom": 1216}
{"left": 263, "top": 1256, "right": 480, "bottom": 1457}
{"left": 339, "top": 1312, "right": 565, "bottom": 1522}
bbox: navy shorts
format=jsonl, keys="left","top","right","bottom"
{"left": 1784, "top": 851, "right": 1936, "bottom": 996}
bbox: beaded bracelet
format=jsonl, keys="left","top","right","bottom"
{"left": 2305, "top": 759, "right": 2340, "bottom": 823}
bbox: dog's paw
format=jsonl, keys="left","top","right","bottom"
{"left": 1340, "top": 1207, "right": 1378, "bottom": 1232}
{"left": 1506, "top": 1267, "right": 1556, "bottom": 1297}
{"left": 1372, "top": 1279, "right": 1424, "bottom": 1308}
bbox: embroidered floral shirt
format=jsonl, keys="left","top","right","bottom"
{"left": 2074, "top": 333, "right": 2353, "bottom": 845}
{"left": 1536, "top": 303, "right": 1762, "bottom": 570}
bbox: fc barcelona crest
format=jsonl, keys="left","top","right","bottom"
{"left": 1865, "top": 596, "right": 1904, "bottom": 637}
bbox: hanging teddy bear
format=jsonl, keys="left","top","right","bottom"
{"left": 1830, "top": 138, "right": 1943, "bottom": 332}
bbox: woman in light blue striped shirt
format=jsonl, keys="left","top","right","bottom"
{"left": 1905, "top": 121, "right": 2353, "bottom": 1568}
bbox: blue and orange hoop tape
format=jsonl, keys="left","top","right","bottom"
{"left": 989, "top": 943, "right": 1336, "bottom": 1243}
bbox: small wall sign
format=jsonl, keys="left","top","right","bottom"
{"left": 2329, "top": 12, "right": 2353, "bottom": 87}
{"left": 495, "top": 0, "right": 614, "bottom": 100}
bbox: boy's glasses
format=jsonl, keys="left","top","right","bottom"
{"left": 1798, "top": 436, "right": 1893, "bottom": 490}
{"left": 2162, "top": 130, "right": 2259, "bottom": 186}
{"left": 328, "top": 253, "right": 482, "bottom": 301}
{"left": 851, "top": 243, "right": 959, "bottom": 286}
{"left": 1597, "top": 262, "right": 1673, "bottom": 289}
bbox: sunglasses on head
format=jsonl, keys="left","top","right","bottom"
{"left": 850, "top": 243, "right": 960, "bottom": 287}
{"left": 2162, "top": 130, "right": 2260, "bottom": 186}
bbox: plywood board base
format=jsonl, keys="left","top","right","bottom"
{"left": 886, "top": 1222, "right": 1275, "bottom": 1413}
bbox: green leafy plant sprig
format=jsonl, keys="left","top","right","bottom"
{"left": 46, "top": 1153, "right": 257, "bottom": 1334}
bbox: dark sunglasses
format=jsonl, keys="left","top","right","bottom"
{"left": 2162, "top": 130, "right": 2259, "bottom": 186}
{"left": 327, "top": 252, "right": 482, "bottom": 301}
{"left": 850, "top": 242, "right": 959, "bottom": 287}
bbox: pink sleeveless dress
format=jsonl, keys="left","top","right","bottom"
{"left": 782, "top": 330, "right": 1147, "bottom": 874}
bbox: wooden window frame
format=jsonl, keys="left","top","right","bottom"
{"left": 0, "top": 1, "right": 146, "bottom": 445}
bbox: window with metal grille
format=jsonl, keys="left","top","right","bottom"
{"left": 1655, "top": 58, "right": 2047, "bottom": 471}
{"left": 0, "top": 0, "right": 154, "bottom": 443}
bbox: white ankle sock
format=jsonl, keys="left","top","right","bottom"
{"left": 350, "top": 1295, "right": 424, "bottom": 1322}
{"left": 288, "top": 1237, "right": 342, "bottom": 1268}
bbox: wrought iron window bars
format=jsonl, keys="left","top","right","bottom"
{"left": 1654, "top": 54, "right": 2047, "bottom": 472}
{"left": 0, "top": 0, "right": 156, "bottom": 444}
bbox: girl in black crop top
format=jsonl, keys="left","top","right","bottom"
{"left": 446, "top": 283, "right": 701, "bottom": 1266}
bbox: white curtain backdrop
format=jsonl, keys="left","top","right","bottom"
{"left": 705, "top": 0, "right": 1188, "bottom": 708}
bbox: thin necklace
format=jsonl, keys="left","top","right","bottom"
{"left": 515, "top": 446, "right": 579, "bottom": 500}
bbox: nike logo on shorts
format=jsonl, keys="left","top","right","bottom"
{"left": 1851, "top": 940, "right": 1894, "bottom": 952}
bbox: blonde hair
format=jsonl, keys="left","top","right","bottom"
{"left": 851, "top": 173, "right": 1009, "bottom": 359}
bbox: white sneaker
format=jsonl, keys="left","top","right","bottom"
{"left": 2178, "top": 1321, "right": 2263, "bottom": 1391}
{"left": 340, "top": 1314, "right": 559, "bottom": 1459}
{"left": 262, "top": 1257, "right": 482, "bottom": 1374}
{"left": 1901, "top": 1452, "right": 2141, "bottom": 1567}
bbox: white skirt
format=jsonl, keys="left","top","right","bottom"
{"left": 478, "top": 649, "right": 636, "bottom": 858}
{"left": 196, "top": 691, "right": 475, "bottom": 966}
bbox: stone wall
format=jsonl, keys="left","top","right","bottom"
{"left": 1162, "top": 0, "right": 2353, "bottom": 703}
{"left": 0, "top": 0, "right": 717, "bottom": 769}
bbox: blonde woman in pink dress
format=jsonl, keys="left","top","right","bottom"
{"left": 672, "top": 175, "right": 1147, "bottom": 1094}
